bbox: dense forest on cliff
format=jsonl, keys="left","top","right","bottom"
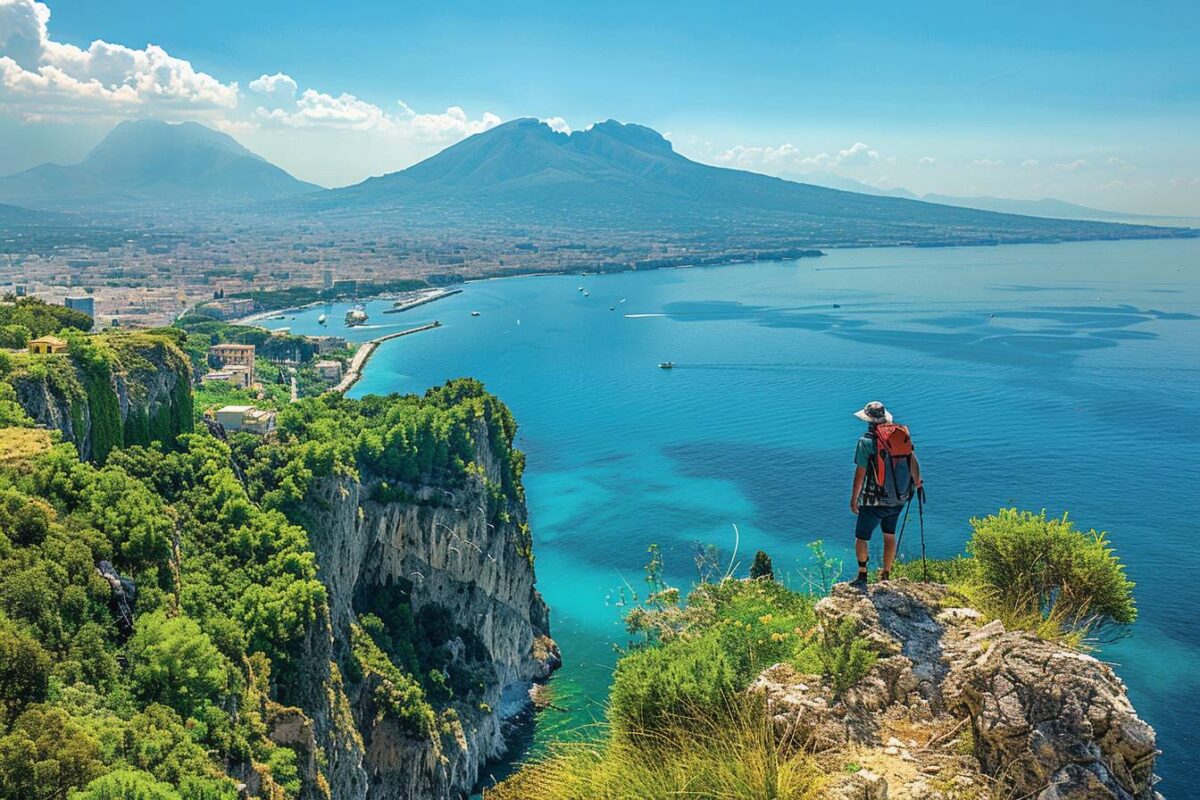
{"left": 0, "top": 326, "right": 538, "bottom": 800}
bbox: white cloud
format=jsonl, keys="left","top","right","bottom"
{"left": 1021, "top": 159, "right": 1040, "bottom": 168}
{"left": 540, "top": 116, "right": 570, "bottom": 134}
{"left": 0, "top": 0, "right": 501, "bottom": 155}
{"left": 0, "top": 0, "right": 238, "bottom": 118}
{"left": 715, "top": 140, "right": 880, "bottom": 170}
{"left": 248, "top": 72, "right": 297, "bottom": 101}
{"left": 255, "top": 92, "right": 500, "bottom": 143}
{"left": 834, "top": 141, "right": 879, "bottom": 166}
{"left": 918, "top": 156, "right": 936, "bottom": 167}
{"left": 1050, "top": 159, "right": 1089, "bottom": 171}
{"left": 970, "top": 158, "right": 1004, "bottom": 167}
{"left": 1168, "top": 176, "right": 1199, "bottom": 187}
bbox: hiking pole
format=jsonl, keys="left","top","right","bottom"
{"left": 917, "top": 485, "right": 927, "bottom": 582}
{"left": 895, "top": 496, "right": 913, "bottom": 555}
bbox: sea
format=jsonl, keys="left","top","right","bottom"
{"left": 269, "top": 238, "right": 1200, "bottom": 797}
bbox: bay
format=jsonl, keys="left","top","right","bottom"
{"left": 271, "top": 238, "right": 1200, "bottom": 796}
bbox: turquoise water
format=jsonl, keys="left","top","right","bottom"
{"left": 270, "top": 238, "right": 1200, "bottom": 796}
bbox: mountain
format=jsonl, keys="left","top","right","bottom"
{"left": 317, "top": 119, "right": 1191, "bottom": 248}
{"left": 799, "top": 174, "right": 1191, "bottom": 223}
{"left": 0, "top": 120, "right": 321, "bottom": 210}
{"left": 918, "top": 193, "right": 1189, "bottom": 222}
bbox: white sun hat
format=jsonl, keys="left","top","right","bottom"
{"left": 854, "top": 401, "right": 893, "bottom": 424}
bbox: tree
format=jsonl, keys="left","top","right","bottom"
{"left": 126, "top": 612, "right": 229, "bottom": 719}
{"left": 0, "top": 705, "right": 102, "bottom": 800}
{"left": 0, "top": 614, "right": 51, "bottom": 725}
{"left": 749, "top": 550, "right": 774, "bottom": 581}
{"left": 72, "top": 769, "right": 182, "bottom": 800}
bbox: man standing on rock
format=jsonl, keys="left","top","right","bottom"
{"left": 850, "top": 401, "right": 921, "bottom": 584}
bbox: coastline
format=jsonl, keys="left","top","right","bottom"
{"left": 331, "top": 321, "right": 442, "bottom": 394}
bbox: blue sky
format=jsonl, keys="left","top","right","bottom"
{"left": 1, "top": 0, "right": 1198, "bottom": 214}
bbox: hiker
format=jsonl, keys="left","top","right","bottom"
{"left": 850, "top": 401, "right": 921, "bottom": 584}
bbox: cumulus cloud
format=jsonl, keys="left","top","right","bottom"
{"left": 970, "top": 158, "right": 1004, "bottom": 167}
{"left": 248, "top": 72, "right": 297, "bottom": 101}
{"left": 834, "top": 141, "right": 879, "bottom": 166}
{"left": 540, "top": 116, "right": 570, "bottom": 134}
{"left": 1021, "top": 159, "right": 1040, "bottom": 168}
{"left": 254, "top": 91, "right": 500, "bottom": 142}
{"left": 918, "top": 156, "right": 936, "bottom": 167}
{"left": 0, "top": 0, "right": 238, "bottom": 118}
{"left": 715, "top": 140, "right": 880, "bottom": 170}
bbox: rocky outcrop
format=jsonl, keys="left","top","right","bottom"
{"left": 10, "top": 332, "right": 192, "bottom": 461}
{"left": 291, "top": 416, "right": 558, "bottom": 800}
{"left": 752, "top": 581, "right": 1158, "bottom": 800}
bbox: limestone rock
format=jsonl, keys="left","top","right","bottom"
{"left": 755, "top": 580, "right": 1158, "bottom": 800}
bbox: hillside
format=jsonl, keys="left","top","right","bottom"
{"left": 0, "top": 346, "right": 557, "bottom": 800}
{"left": 313, "top": 118, "right": 1193, "bottom": 248}
{"left": 0, "top": 120, "right": 321, "bottom": 210}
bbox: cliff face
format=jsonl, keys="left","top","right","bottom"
{"left": 290, "top": 416, "right": 558, "bottom": 800}
{"left": 9, "top": 332, "right": 193, "bottom": 461}
{"left": 754, "top": 581, "right": 1158, "bottom": 800}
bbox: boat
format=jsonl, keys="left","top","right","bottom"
{"left": 583, "top": 291, "right": 590, "bottom": 297}
{"left": 577, "top": 286, "right": 584, "bottom": 292}
{"left": 318, "top": 313, "right": 327, "bottom": 325}
{"left": 658, "top": 361, "right": 675, "bottom": 369}
{"left": 471, "top": 311, "right": 481, "bottom": 317}
{"left": 345, "top": 308, "right": 369, "bottom": 327}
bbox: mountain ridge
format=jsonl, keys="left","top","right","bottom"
{"left": 312, "top": 118, "right": 1193, "bottom": 247}
{"left": 0, "top": 119, "right": 321, "bottom": 210}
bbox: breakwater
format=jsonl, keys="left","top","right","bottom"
{"left": 331, "top": 321, "right": 441, "bottom": 394}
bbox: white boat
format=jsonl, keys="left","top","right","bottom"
{"left": 318, "top": 313, "right": 327, "bottom": 325}
{"left": 345, "top": 308, "right": 369, "bottom": 327}
{"left": 471, "top": 311, "right": 481, "bottom": 317}
{"left": 659, "top": 361, "right": 675, "bottom": 369}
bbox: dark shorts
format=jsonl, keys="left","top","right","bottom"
{"left": 855, "top": 505, "right": 903, "bottom": 540}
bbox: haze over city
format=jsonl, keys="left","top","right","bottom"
{"left": 1, "top": 0, "right": 1198, "bottom": 215}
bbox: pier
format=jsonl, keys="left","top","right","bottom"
{"left": 383, "top": 287, "right": 463, "bottom": 314}
{"left": 331, "top": 321, "right": 441, "bottom": 394}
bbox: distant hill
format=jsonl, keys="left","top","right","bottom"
{"left": 0, "top": 202, "right": 62, "bottom": 225}
{"left": 315, "top": 119, "right": 1191, "bottom": 247}
{"left": 800, "top": 174, "right": 1191, "bottom": 224}
{"left": 0, "top": 120, "right": 321, "bottom": 210}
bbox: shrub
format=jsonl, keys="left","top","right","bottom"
{"left": 73, "top": 768, "right": 182, "bottom": 800}
{"left": 794, "top": 618, "right": 877, "bottom": 696}
{"left": 609, "top": 633, "right": 738, "bottom": 735}
{"left": 750, "top": 550, "right": 774, "bottom": 580}
{"left": 968, "top": 509, "right": 1136, "bottom": 638}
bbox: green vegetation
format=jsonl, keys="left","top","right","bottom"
{"left": 501, "top": 507, "right": 1137, "bottom": 798}
{"left": 0, "top": 296, "right": 93, "bottom": 338}
{"left": 0, "top": 365, "right": 530, "bottom": 799}
{"left": 891, "top": 508, "right": 1136, "bottom": 645}
{"left": 0, "top": 329, "right": 193, "bottom": 463}
{"left": 485, "top": 696, "right": 824, "bottom": 800}
{"left": 237, "top": 378, "right": 526, "bottom": 525}
{"left": 220, "top": 277, "right": 431, "bottom": 314}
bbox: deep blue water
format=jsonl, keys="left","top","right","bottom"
{"left": 269, "top": 238, "right": 1200, "bottom": 796}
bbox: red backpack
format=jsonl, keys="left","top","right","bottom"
{"left": 871, "top": 423, "right": 916, "bottom": 504}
